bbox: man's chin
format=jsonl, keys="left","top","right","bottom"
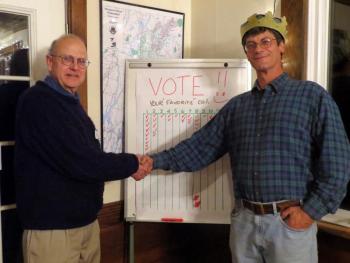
{"left": 64, "top": 84, "right": 81, "bottom": 94}
{"left": 253, "top": 65, "right": 269, "bottom": 72}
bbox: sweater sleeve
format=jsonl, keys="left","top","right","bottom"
{"left": 16, "top": 89, "right": 138, "bottom": 183}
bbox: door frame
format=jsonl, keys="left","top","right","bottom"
{"left": 67, "top": 0, "right": 87, "bottom": 110}
{"left": 306, "top": 0, "right": 331, "bottom": 89}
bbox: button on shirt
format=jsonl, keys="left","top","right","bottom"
{"left": 152, "top": 73, "right": 350, "bottom": 220}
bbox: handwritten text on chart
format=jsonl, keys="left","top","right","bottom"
{"left": 145, "top": 70, "right": 233, "bottom": 107}
{"left": 141, "top": 109, "right": 217, "bottom": 154}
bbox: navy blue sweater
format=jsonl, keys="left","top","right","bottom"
{"left": 15, "top": 81, "right": 138, "bottom": 229}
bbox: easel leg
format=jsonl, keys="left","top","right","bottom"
{"left": 128, "top": 222, "right": 134, "bottom": 263}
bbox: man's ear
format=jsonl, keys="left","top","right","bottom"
{"left": 278, "top": 41, "right": 286, "bottom": 55}
{"left": 46, "top": 55, "right": 53, "bottom": 72}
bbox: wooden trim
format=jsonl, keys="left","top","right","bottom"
{"left": 318, "top": 221, "right": 350, "bottom": 240}
{"left": 66, "top": 0, "right": 88, "bottom": 111}
{"left": 281, "top": 0, "right": 308, "bottom": 80}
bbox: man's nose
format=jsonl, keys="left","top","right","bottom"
{"left": 254, "top": 42, "right": 264, "bottom": 52}
{"left": 69, "top": 60, "right": 80, "bottom": 70}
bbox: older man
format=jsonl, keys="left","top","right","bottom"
{"left": 15, "top": 34, "right": 149, "bottom": 263}
{"left": 148, "top": 12, "right": 350, "bottom": 263}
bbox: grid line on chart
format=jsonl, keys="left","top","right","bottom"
{"left": 140, "top": 109, "right": 227, "bottom": 212}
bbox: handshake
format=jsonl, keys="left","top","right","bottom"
{"left": 132, "top": 155, "right": 154, "bottom": 181}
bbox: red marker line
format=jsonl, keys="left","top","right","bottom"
{"left": 161, "top": 218, "right": 184, "bottom": 222}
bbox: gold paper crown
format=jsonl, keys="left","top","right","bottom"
{"left": 240, "top": 11, "right": 288, "bottom": 40}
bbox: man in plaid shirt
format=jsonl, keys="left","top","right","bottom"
{"left": 148, "top": 11, "right": 350, "bottom": 263}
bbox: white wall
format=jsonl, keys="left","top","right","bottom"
{"left": 191, "top": 0, "right": 278, "bottom": 59}
{"left": 87, "top": 0, "right": 280, "bottom": 203}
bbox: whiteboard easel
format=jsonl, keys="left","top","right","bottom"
{"left": 124, "top": 59, "right": 251, "bottom": 224}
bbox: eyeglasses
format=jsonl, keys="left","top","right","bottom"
{"left": 50, "top": 54, "right": 90, "bottom": 69}
{"left": 244, "top": 38, "right": 277, "bottom": 52}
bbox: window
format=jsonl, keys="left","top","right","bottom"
{"left": 0, "top": 10, "right": 33, "bottom": 141}
{"left": 0, "top": 13, "right": 29, "bottom": 77}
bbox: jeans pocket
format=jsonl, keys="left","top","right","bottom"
{"left": 231, "top": 203, "right": 243, "bottom": 218}
{"left": 278, "top": 215, "right": 313, "bottom": 233}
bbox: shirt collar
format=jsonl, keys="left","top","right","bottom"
{"left": 251, "top": 72, "right": 289, "bottom": 94}
{"left": 44, "top": 75, "right": 80, "bottom": 101}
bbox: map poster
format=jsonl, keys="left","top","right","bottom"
{"left": 101, "top": 1, "right": 184, "bottom": 153}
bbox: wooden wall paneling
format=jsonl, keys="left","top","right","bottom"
{"left": 318, "top": 231, "right": 350, "bottom": 263}
{"left": 98, "top": 201, "right": 127, "bottom": 263}
{"left": 134, "top": 222, "right": 231, "bottom": 263}
{"left": 281, "top": 0, "right": 308, "bottom": 80}
{"left": 66, "top": 0, "right": 88, "bottom": 111}
{"left": 97, "top": 201, "right": 232, "bottom": 263}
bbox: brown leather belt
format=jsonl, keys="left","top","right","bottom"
{"left": 242, "top": 199, "right": 301, "bottom": 215}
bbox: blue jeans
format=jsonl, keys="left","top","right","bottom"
{"left": 229, "top": 203, "right": 318, "bottom": 263}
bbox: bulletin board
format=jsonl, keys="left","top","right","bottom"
{"left": 124, "top": 59, "right": 251, "bottom": 224}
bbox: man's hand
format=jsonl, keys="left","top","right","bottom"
{"left": 280, "top": 206, "right": 314, "bottom": 229}
{"left": 139, "top": 155, "right": 153, "bottom": 173}
{"left": 131, "top": 155, "right": 153, "bottom": 181}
